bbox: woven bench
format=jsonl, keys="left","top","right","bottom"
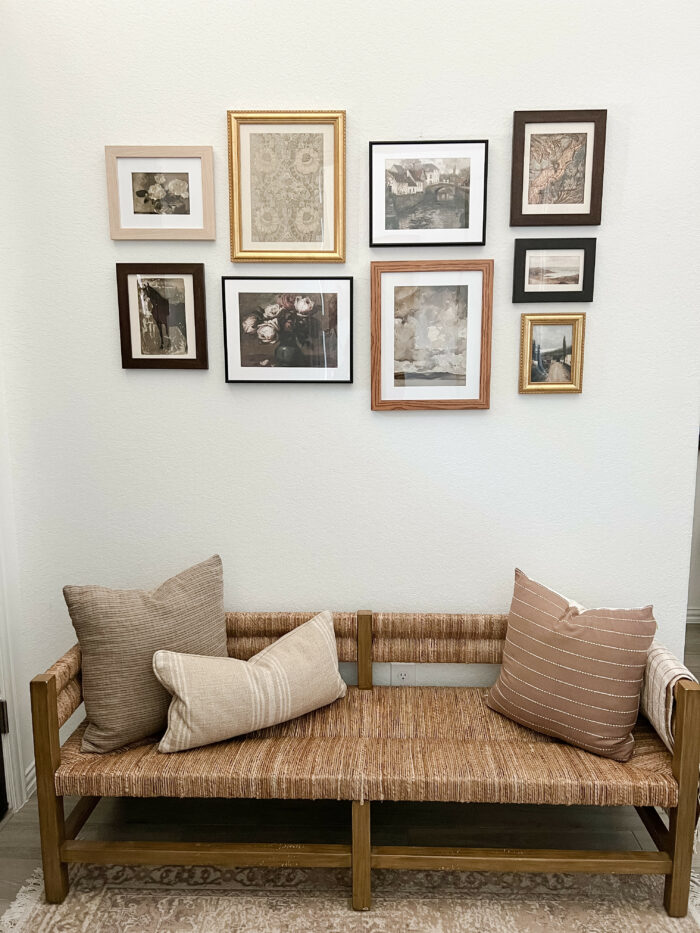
{"left": 30, "top": 610, "right": 700, "bottom": 916}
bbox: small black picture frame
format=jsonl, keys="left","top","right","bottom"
{"left": 369, "top": 140, "right": 488, "bottom": 247}
{"left": 513, "top": 238, "right": 596, "bottom": 303}
{"left": 222, "top": 276, "right": 353, "bottom": 384}
{"left": 116, "top": 263, "right": 208, "bottom": 369}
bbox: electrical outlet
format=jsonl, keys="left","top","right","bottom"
{"left": 391, "top": 662, "right": 416, "bottom": 686}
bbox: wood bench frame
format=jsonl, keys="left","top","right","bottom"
{"left": 30, "top": 610, "right": 700, "bottom": 916}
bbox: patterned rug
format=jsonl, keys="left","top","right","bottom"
{"left": 2, "top": 865, "right": 700, "bottom": 932}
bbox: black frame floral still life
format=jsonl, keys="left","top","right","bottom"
{"left": 222, "top": 277, "right": 353, "bottom": 383}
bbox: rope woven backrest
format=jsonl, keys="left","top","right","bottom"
{"left": 226, "top": 611, "right": 358, "bottom": 662}
{"left": 371, "top": 613, "right": 508, "bottom": 663}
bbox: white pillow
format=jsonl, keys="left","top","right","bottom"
{"left": 153, "top": 610, "right": 347, "bottom": 752}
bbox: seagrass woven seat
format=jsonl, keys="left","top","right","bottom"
{"left": 55, "top": 686, "right": 677, "bottom": 807}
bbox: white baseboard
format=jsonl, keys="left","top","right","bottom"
{"left": 24, "top": 760, "right": 36, "bottom": 800}
{"left": 688, "top": 608, "right": 700, "bottom": 625}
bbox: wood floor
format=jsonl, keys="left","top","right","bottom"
{"left": 1, "top": 625, "right": 698, "bottom": 916}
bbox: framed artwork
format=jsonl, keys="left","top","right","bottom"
{"left": 105, "top": 146, "right": 215, "bottom": 239}
{"left": 116, "top": 263, "right": 208, "bottom": 369}
{"left": 510, "top": 110, "right": 607, "bottom": 226}
{"left": 519, "top": 313, "right": 585, "bottom": 394}
{"left": 513, "top": 238, "right": 596, "bottom": 302}
{"left": 370, "top": 260, "right": 493, "bottom": 410}
{"left": 227, "top": 110, "right": 345, "bottom": 262}
{"left": 222, "top": 277, "right": 352, "bottom": 383}
{"left": 369, "top": 140, "right": 488, "bottom": 247}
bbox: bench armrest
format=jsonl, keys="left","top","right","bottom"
{"left": 31, "top": 644, "right": 83, "bottom": 730}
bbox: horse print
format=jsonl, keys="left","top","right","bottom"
{"left": 136, "top": 277, "right": 188, "bottom": 355}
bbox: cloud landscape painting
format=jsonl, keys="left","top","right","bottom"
{"left": 394, "top": 285, "right": 468, "bottom": 386}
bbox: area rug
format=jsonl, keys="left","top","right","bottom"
{"left": 2, "top": 865, "right": 700, "bottom": 932}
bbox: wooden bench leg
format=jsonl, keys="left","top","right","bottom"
{"left": 31, "top": 676, "right": 69, "bottom": 903}
{"left": 664, "top": 681, "right": 700, "bottom": 918}
{"left": 352, "top": 800, "right": 371, "bottom": 910}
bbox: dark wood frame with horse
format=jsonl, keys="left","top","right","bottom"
{"left": 30, "top": 611, "right": 700, "bottom": 916}
{"left": 115, "top": 262, "right": 208, "bottom": 369}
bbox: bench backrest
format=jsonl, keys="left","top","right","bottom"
{"left": 225, "top": 611, "right": 509, "bottom": 665}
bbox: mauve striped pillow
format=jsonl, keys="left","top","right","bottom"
{"left": 486, "top": 569, "right": 656, "bottom": 761}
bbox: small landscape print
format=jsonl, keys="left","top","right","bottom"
{"left": 528, "top": 133, "right": 587, "bottom": 206}
{"left": 394, "top": 285, "right": 468, "bottom": 387}
{"left": 385, "top": 159, "right": 470, "bottom": 230}
{"left": 530, "top": 323, "right": 573, "bottom": 384}
{"left": 131, "top": 173, "right": 190, "bottom": 215}
{"left": 526, "top": 253, "right": 583, "bottom": 289}
{"left": 250, "top": 132, "right": 324, "bottom": 242}
{"left": 136, "top": 277, "right": 188, "bottom": 355}
{"left": 239, "top": 293, "right": 338, "bottom": 368}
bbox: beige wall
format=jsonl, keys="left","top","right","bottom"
{"left": 1, "top": 0, "right": 700, "bottom": 792}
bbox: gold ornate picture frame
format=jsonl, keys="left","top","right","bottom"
{"left": 227, "top": 110, "right": 345, "bottom": 263}
{"left": 519, "top": 312, "right": 585, "bottom": 394}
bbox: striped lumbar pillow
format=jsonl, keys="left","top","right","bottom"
{"left": 154, "top": 610, "right": 347, "bottom": 753}
{"left": 486, "top": 569, "right": 656, "bottom": 761}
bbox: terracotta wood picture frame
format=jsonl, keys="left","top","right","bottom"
{"left": 228, "top": 110, "right": 346, "bottom": 262}
{"left": 370, "top": 259, "right": 494, "bottom": 410}
{"left": 105, "top": 146, "right": 215, "bottom": 239}
{"left": 510, "top": 110, "right": 607, "bottom": 226}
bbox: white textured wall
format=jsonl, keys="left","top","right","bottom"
{"left": 2, "top": 0, "right": 700, "bottom": 785}
{"left": 688, "top": 455, "right": 700, "bottom": 614}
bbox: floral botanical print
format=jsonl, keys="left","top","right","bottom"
{"left": 249, "top": 132, "right": 324, "bottom": 242}
{"left": 131, "top": 173, "right": 190, "bottom": 214}
{"left": 528, "top": 133, "right": 587, "bottom": 206}
{"left": 239, "top": 291, "right": 338, "bottom": 368}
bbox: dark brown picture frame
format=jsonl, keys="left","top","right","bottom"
{"left": 510, "top": 110, "right": 607, "bottom": 226}
{"left": 116, "top": 263, "right": 208, "bottom": 369}
{"left": 513, "top": 238, "right": 596, "bottom": 303}
{"left": 370, "top": 259, "right": 493, "bottom": 411}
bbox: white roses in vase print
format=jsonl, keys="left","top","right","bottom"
{"left": 238, "top": 292, "right": 338, "bottom": 370}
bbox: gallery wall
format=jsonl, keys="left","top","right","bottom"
{"left": 1, "top": 0, "right": 700, "bottom": 792}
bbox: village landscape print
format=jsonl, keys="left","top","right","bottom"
{"left": 530, "top": 322, "right": 573, "bottom": 384}
{"left": 394, "top": 284, "right": 468, "bottom": 386}
{"left": 385, "top": 158, "right": 470, "bottom": 230}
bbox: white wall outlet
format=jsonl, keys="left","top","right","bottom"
{"left": 391, "top": 662, "right": 416, "bottom": 686}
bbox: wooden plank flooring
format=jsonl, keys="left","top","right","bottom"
{"left": 1, "top": 625, "right": 698, "bottom": 915}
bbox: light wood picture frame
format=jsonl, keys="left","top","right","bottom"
{"left": 105, "top": 146, "right": 215, "bottom": 240}
{"left": 519, "top": 312, "right": 585, "bottom": 394}
{"left": 227, "top": 110, "right": 346, "bottom": 262}
{"left": 510, "top": 110, "right": 607, "bottom": 226}
{"left": 370, "top": 259, "right": 493, "bottom": 411}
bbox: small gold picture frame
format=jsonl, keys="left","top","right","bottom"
{"left": 519, "top": 313, "right": 585, "bottom": 394}
{"left": 227, "top": 110, "right": 345, "bottom": 262}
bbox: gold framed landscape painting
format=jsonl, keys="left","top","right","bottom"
{"left": 519, "top": 312, "right": 585, "bottom": 394}
{"left": 228, "top": 110, "right": 346, "bottom": 262}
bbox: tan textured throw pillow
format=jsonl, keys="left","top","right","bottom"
{"left": 486, "top": 569, "right": 656, "bottom": 761}
{"left": 64, "top": 555, "right": 227, "bottom": 753}
{"left": 154, "top": 609, "right": 347, "bottom": 753}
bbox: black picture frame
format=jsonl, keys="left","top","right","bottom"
{"left": 510, "top": 109, "right": 607, "bottom": 226}
{"left": 116, "top": 263, "right": 208, "bottom": 369}
{"left": 222, "top": 276, "right": 353, "bottom": 384}
{"left": 512, "top": 238, "right": 596, "bottom": 303}
{"left": 369, "top": 140, "right": 488, "bottom": 247}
